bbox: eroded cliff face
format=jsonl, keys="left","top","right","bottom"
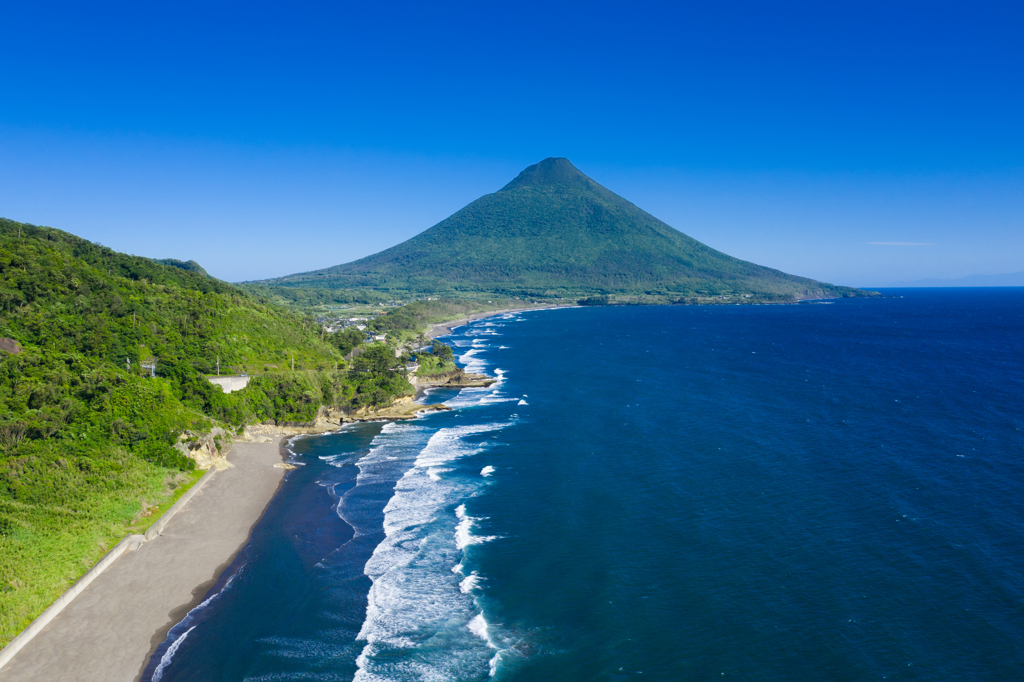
{"left": 411, "top": 368, "right": 496, "bottom": 389}
{"left": 239, "top": 399, "right": 452, "bottom": 438}
{"left": 175, "top": 427, "right": 234, "bottom": 470}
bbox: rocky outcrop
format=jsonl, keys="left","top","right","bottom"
{"left": 332, "top": 396, "right": 451, "bottom": 423}
{"left": 0, "top": 338, "right": 22, "bottom": 355}
{"left": 174, "top": 427, "right": 234, "bottom": 470}
{"left": 412, "top": 368, "right": 497, "bottom": 390}
{"left": 242, "top": 399, "right": 451, "bottom": 438}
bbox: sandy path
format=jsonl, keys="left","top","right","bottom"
{"left": 1, "top": 437, "right": 288, "bottom": 682}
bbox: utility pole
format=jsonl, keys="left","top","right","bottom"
{"left": 291, "top": 354, "right": 294, "bottom": 371}
{"left": 126, "top": 357, "right": 131, "bottom": 373}
{"left": 217, "top": 356, "right": 220, "bottom": 376}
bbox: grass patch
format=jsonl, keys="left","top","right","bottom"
{"left": 0, "top": 457, "right": 182, "bottom": 646}
{"left": 125, "top": 468, "right": 207, "bottom": 535}
{"left": 415, "top": 354, "right": 457, "bottom": 377}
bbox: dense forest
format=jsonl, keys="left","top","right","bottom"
{"left": 241, "top": 283, "right": 391, "bottom": 306}
{"left": 0, "top": 218, "right": 417, "bottom": 644}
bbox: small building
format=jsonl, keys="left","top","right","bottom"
{"left": 208, "top": 375, "right": 250, "bottom": 394}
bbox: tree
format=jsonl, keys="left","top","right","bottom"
{"left": 430, "top": 340, "right": 454, "bottom": 362}
{"left": 352, "top": 343, "right": 403, "bottom": 377}
{"left": 328, "top": 327, "right": 363, "bottom": 356}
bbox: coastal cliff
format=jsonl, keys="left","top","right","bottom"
{"left": 412, "top": 368, "right": 497, "bottom": 391}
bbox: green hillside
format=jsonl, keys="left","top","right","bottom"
{"left": 0, "top": 218, "right": 413, "bottom": 644}
{"left": 266, "top": 158, "right": 871, "bottom": 301}
{"left": 153, "top": 258, "right": 209, "bottom": 277}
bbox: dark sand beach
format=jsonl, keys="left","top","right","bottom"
{"left": 2, "top": 307, "right": 560, "bottom": 680}
{"left": 1, "top": 437, "right": 290, "bottom": 682}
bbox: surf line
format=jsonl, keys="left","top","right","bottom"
{"left": 353, "top": 322, "right": 515, "bottom": 679}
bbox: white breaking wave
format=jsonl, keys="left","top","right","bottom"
{"left": 459, "top": 348, "right": 486, "bottom": 374}
{"left": 444, "top": 369, "right": 510, "bottom": 410}
{"left": 323, "top": 422, "right": 433, "bottom": 546}
{"left": 468, "top": 613, "right": 505, "bottom": 678}
{"left": 518, "top": 399, "right": 528, "bottom": 405}
{"left": 460, "top": 571, "right": 483, "bottom": 594}
{"left": 475, "top": 369, "right": 514, "bottom": 406}
{"left": 149, "top": 562, "right": 246, "bottom": 680}
{"left": 351, "top": 317, "right": 528, "bottom": 681}
{"left": 467, "top": 612, "right": 490, "bottom": 639}
{"left": 354, "top": 422, "right": 510, "bottom": 681}
{"left": 455, "top": 503, "right": 498, "bottom": 550}
{"left": 151, "top": 626, "right": 196, "bottom": 682}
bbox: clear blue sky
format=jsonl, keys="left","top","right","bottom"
{"left": 2, "top": 1, "right": 1021, "bottom": 286}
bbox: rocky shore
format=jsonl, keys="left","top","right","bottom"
{"left": 411, "top": 367, "right": 497, "bottom": 395}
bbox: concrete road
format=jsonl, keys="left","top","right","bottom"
{"left": 1, "top": 437, "right": 287, "bottom": 682}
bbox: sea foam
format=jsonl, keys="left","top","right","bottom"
{"left": 354, "top": 421, "right": 510, "bottom": 681}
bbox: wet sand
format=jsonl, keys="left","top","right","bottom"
{"left": 1, "top": 437, "right": 289, "bottom": 682}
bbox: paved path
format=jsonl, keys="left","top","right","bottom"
{"left": 1, "top": 437, "right": 286, "bottom": 682}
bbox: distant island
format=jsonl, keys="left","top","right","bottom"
{"left": 255, "top": 158, "right": 877, "bottom": 304}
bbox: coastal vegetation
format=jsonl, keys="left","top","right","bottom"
{"left": 411, "top": 341, "right": 457, "bottom": 377}
{"left": 369, "top": 299, "right": 520, "bottom": 341}
{"left": 262, "top": 158, "right": 876, "bottom": 302}
{"left": 0, "top": 152, "right": 875, "bottom": 646}
{"left": 0, "top": 218, "right": 413, "bottom": 645}
{"left": 242, "top": 284, "right": 390, "bottom": 307}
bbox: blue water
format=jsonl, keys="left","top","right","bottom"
{"left": 146, "top": 289, "right": 1024, "bottom": 681}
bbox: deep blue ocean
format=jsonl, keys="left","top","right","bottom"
{"left": 146, "top": 289, "right": 1024, "bottom": 681}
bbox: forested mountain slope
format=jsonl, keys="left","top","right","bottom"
{"left": 267, "top": 158, "right": 870, "bottom": 301}
{"left": 0, "top": 218, "right": 410, "bottom": 644}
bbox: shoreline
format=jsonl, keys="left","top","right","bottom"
{"left": 4, "top": 306, "right": 529, "bottom": 679}
{"left": 136, "top": 435, "right": 294, "bottom": 679}
{"left": 426, "top": 303, "right": 575, "bottom": 339}
{"left": 0, "top": 436, "right": 293, "bottom": 682}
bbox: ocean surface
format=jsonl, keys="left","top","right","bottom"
{"left": 145, "top": 288, "right": 1023, "bottom": 681}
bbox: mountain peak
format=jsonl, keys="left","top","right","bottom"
{"left": 501, "top": 157, "right": 596, "bottom": 192}
{"left": 267, "top": 159, "right": 869, "bottom": 301}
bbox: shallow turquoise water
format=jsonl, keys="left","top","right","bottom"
{"left": 148, "top": 289, "right": 1024, "bottom": 681}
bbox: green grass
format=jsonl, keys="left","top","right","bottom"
{"left": 0, "top": 217, "right": 416, "bottom": 646}
{"left": 414, "top": 354, "right": 456, "bottom": 376}
{"left": 125, "top": 468, "right": 206, "bottom": 535}
{"left": 0, "top": 453, "right": 181, "bottom": 644}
